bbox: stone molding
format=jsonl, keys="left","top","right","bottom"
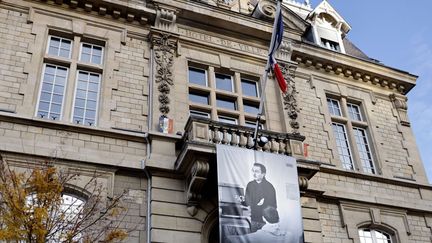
{"left": 339, "top": 202, "right": 411, "bottom": 242}
{"left": 292, "top": 46, "right": 416, "bottom": 95}
{"left": 27, "top": 0, "right": 150, "bottom": 25}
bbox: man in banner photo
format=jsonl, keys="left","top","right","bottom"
{"left": 217, "top": 145, "right": 304, "bottom": 243}
{"left": 243, "top": 163, "right": 277, "bottom": 232}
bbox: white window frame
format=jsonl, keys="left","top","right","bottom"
{"left": 347, "top": 103, "right": 363, "bottom": 121}
{"left": 188, "top": 66, "right": 208, "bottom": 87}
{"left": 215, "top": 73, "right": 234, "bottom": 92}
{"left": 190, "top": 109, "right": 211, "bottom": 118}
{"left": 359, "top": 228, "right": 393, "bottom": 243}
{"left": 71, "top": 70, "right": 101, "bottom": 126}
{"left": 35, "top": 64, "right": 69, "bottom": 120}
{"left": 241, "top": 78, "right": 260, "bottom": 98}
{"left": 218, "top": 115, "right": 238, "bottom": 125}
{"left": 353, "top": 127, "right": 376, "bottom": 173}
{"left": 332, "top": 122, "right": 355, "bottom": 170}
{"left": 79, "top": 42, "right": 104, "bottom": 65}
{"left": 46, "top": 35, "right": 73, "bottom": 59}
{"left": 327, "top": 97, "right": 342, "bottom": 117}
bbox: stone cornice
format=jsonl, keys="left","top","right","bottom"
{"left": 292, "top": 42, "right": 417, "bottom": 95}
{"left": 20, "top": 0, "right": 155, "bottom": 26}
{"left": 152, "top": 0, "right": 305, "bottom": 41}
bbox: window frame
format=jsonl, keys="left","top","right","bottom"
{"left": 71, "top": 70, "right": 102, "bottom": 126}
{"left": 241, "top": 78, "right": 260, "bottom": 98}
{"left": 215, "top": 73, "right": 234, "bottom": 92}
{"left": 188, "top": 66, "right": 208, "bottom": 87}
{"left": 358, "top": 228, "right": 394, "bottom": 243}
{"left": 46, "top": 35, "right": 73, "bottom": 59}
{"left": 37, "top": 32, "right": 105, "bottom": 127}
{"left": 327, "top": 96, "right": 378, "bottom": 174}
{"left": 35, "top": 64, "right": 69, "bottom": 121}
{"left": 79, "top": 42, "right": 104, "bottom": 65}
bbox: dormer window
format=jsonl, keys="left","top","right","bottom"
{"left": 306, "top": 1, "right": 351, "bottom": 54}
{"left": 321, "top": 38, "right": 340, "bottom": 52}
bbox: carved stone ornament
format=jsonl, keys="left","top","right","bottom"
{"left": 280, "top": 61, "right": 300, "bottom": 133}
{"left": 155, "top": 7, "right": 178, "bottom": 32}
{"left": 186, "top": 160, "right": 210, "bottom": 216}
{"left": 251, "top": 0, "right": 277, "bottom": 21}
{"left": 298, "top": 176, "right": 308, "bottom": 191}
{"left": 151, "top": 33, "right": 177, "bottom": 115}
{"left": 389, "top": 93, "right": 410, "bottom": 126}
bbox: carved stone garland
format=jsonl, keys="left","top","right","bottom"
{"left": 280, "top": 62, "right": 300, "bottom": 133}
{"left": 152, "top": 33, "right": 177, "bottom": 115}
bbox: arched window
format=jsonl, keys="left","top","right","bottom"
{"left": 26, "top": 193, "right": 85, "bottom": 242}
{"left": 359, "top": 228, "right": 393, "bottom": 243}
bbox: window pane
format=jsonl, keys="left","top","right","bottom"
{"left": 215, "top": 73, "right": 233, "bottom": 92}
{"left": 354, "top": 127, "right": 375, "bottom": 174}
{"left": 241, "top": 79, "right": 259, "bottom": 97}
{"left": 80, "top": 43, "right": 104, "bottom": 65}
{"left": 73, "top": 71, "right": 100, "bottom": 126}
{"left": 243, "top": 102, "right": 259, "bottom": 115}
{"left": 348, "top": 103, "right": 362, "bottom": 121}
{"left": 188, "top": 67, "right": 207, "bottom": 86}
{"left": 190, "top": 110, "right": 210, "bottom": 118}
{"left": 332, "top": 123, "right": 354, "bottom": 170}
{"left": 48, "top": 36, "right": 71, "bottom": 58}
{"left": 216, "top": 98, "right": 236, "bottom": 110}
{"left": 37, "top": 65, "right": 68, "bottom": 120}
{"left": 218, "top": 116, "right": 237, "bottom": 125}
{"left": 189, "top": 92, "right": 209, "bottom": 105}
{"left": 81, "top": 53, "right": 91, "bottom": 63}
{"left": 327, "top": 98, "right": 341, "bottom": 116}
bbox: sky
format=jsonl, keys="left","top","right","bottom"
{"left": 307, "top": 0, "right": 432, "bottom": 182}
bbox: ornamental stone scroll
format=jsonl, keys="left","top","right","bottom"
{"left": 150, "top": 32, "right": 178, "bottom": 115}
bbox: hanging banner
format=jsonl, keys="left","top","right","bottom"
{"left": 217, "top": 144, "right": 303, "bottom": 243}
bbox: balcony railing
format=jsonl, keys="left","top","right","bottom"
{"left": 177, "top": 116, "right": 306, "bottom": 158}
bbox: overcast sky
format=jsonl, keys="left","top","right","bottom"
{"left": 308, "top": 0, "right": 432, "bottom": 182}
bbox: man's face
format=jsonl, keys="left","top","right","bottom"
{"left": 252, "top": 166, "right": 264, "bottom": 183}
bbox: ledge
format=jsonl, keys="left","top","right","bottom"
{"left": 292, "top": 41, "right": 417, "bottom": 95}
{"left": 0, "top": 112, "right": 148, "bottom": 142}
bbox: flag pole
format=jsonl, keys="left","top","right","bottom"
{"left": 253, "top": 0, "right": 282, "bottom": 144}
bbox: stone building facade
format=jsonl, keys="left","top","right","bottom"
{"left": 0, "top": 0, "right": 431, "bottom": 242}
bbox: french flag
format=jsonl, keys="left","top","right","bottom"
{"left": 268, "top": 1, "right": 287, "bottom": 93}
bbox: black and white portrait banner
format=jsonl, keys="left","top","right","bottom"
{"left": 217, "top": 145, "right": 303, "bottom": 243}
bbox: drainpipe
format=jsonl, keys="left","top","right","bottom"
{"left": 142, "top": 40, "right": 155, "bottom": 243}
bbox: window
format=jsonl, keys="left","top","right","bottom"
{"left": 241, "top": 79, "right": 259, "bottom": 97}
{"left": 47, "top": 36, "right": 72, "bottom": 58}
{"left": 332, "top": 123, "right": 354, "bottom": 170}
{"left": 189, "top": 92, "right": 209, "bottom": 105}
{"left": 187, "top": 64, "right": 261, "bottom": 127}
{"left": 72, "top": 71, "right": 101, "bottom": 126}
{"left": 25, "top": 193, "right": 85, "bottom": 242}
{"left": 327, "top": 97, "right": 377, "bottom": 174}
{"left": 348, "top": 103, "right": 362, "bottom": 121}
{"left": 353, "top": 127, "right": 375, "bottom": 174}
{"left": 218, "top": 115, "right": 237, "bottom": 125}
{"left": 36, "top": 33, "right": 104, "bottom": 126}
{"left": 321, "top": 38, "right": 340, "bottom": 52}
{"left": 188, "top": 67, "right": 207, "bottom": 86}
{"left": 216, "top": 97, "right": 236, "bottom": 110}
{"left": 80, "top": 43, "right": 103, "bottom": 65}
{"left": 359, "top": 228, "right": 393, "bottom": 243}
{"left": 190, "top": 109, "right": 210, "bottom": 118}
{"left": 216, "top": 73, "right": 233, "bottom": 92}
{"left": 37, "top": 64, "right": 68, "bottom": 120}
{"left": 243, "top": 101, "right": 259, "bottom": 115}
